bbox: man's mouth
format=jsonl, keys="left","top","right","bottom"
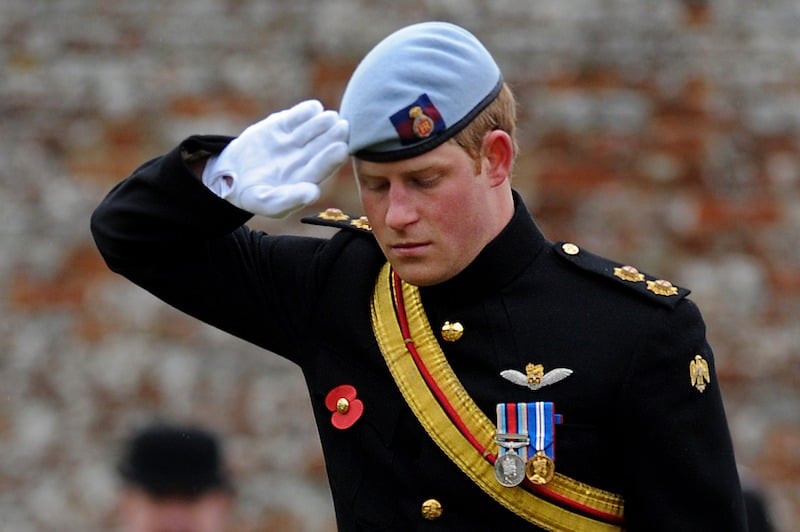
{"left": 390, "top": 241, "right": 430, "bottom": 257}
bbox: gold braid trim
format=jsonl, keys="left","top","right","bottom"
{"left": 371, "top": 263, "right": 624, "bottom": 531}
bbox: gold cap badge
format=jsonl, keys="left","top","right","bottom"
{"left": 410, "top": 106, "right": 435, "bottom": 139}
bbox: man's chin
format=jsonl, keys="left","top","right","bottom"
{"left": 389, "top": 262, "right": 449, "bottom": 287}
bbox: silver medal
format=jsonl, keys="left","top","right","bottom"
{"left": 494, "top": 450, "right": 526, "bottom": 487}
{"left": 493, "top": 434, "right": 529, "bottom": 488}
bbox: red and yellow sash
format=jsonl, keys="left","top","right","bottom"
{"left": 370, "top": 263, "right": 625, "bottom": 531}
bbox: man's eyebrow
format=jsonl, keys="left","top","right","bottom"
{"left": 357, "top": 165, "right": 443, "bottom": 180}
{"left": 400, "top": 166, "right": 439, "bottom": 179}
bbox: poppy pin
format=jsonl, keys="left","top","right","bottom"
{"left": 325, "top": 384, "right": 364, "bottom": 430}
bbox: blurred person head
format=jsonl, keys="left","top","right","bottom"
{"left": 115, "top": 422, "right": 234, "bottom": 532}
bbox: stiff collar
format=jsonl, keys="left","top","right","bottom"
{"left": 421, "top": 190, "right": 547, "bottom": 301}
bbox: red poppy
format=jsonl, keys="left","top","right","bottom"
{"left": 325, "top": 384, "right": 364, "bottom": 429}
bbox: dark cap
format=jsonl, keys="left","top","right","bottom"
{"left": 117, "top": 423, "right": 232, "bottom": 498}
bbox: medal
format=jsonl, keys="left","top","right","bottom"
{"left": 493, "top": 433, "right": 528, "bottom": 487}
{"left": 524, "top": 402, "right": 558, "bottom": 484}
{"left": 496, "top": 402, "right": 562, "bottom": 487}
{"left": 494, "top": 448, "right": 526, "bottom": 487}
{"left": 526, "top": 450, "right": 555, "bottom": 485}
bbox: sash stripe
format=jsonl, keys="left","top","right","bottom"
{"left": 391, "top": 270, "right": 491, "bottom": 456}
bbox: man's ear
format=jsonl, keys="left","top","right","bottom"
{"left": 481, "top": 130, "right": 514, "bottom": 186}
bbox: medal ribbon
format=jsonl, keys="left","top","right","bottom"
{"left": 533, "top": 401, "right": 554, "bottom": 460}
{"left": 498, "top": 402, "right": 558, "bottom": 461}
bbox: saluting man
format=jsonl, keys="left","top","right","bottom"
{"left": 92, "top": 22, "right": 748, "bottom": 531}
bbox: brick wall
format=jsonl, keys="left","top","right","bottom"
{"left": 2, "top": 0, "right": 798, "bottom": 530}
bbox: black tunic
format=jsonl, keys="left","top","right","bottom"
{"left": 91, "top": 135, "right": 747, "bottom": 531}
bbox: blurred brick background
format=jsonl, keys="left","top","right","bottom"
{"left": 2, "top": 0, "right": 799, "bottom": 530}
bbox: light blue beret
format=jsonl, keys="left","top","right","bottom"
{"left": 339, "top": 22, "right": 503, "bottom": 162}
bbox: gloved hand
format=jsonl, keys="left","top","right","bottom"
{"left": 202, "top": 99, "right": 349, "bottom": 218}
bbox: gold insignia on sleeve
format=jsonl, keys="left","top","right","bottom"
{"left": 689, "top": 355, "right": 711, "bottom": 392}
{"left": 319, "top": 208, "right": 350, "bottom": 221}
{"left": 646, "top": 279, "right": 678, "bottom": 296}
{"left": 614, "top": 265, "right": 645, "bottom": 283}
{"left": 349, "top": 216, "right": 372, "bottom": 231}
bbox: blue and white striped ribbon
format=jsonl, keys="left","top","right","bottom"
{"left": 496, "top": 402, "right": 558, "bottom": 461}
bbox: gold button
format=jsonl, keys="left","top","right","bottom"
{"left": 421, "top": 498, "right": 443, "bottom": 520}
{"left": 440, "top": 321, "right": 464, "bottom": 342}
{"left": 336, "top": 397, "right": 350, "bottom": 414}
{"left": 562, "top": 243, "right": 580, "bottom": 255}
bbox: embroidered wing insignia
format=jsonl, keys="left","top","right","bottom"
{"left": 501, "top": 367, "right": 573, "bottom": 391}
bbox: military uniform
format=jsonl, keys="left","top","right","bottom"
{"left": 91, "top": 134, "right": 747, "bottom": 531}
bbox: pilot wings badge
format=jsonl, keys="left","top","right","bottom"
{"left": 501, "top": 363, "right": 573, "bottom": 391}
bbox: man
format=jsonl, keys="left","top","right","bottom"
{"left": 115, "top": 423, "right": 234, "bottom": 532}
{"left": 92, "top": 22, "right": 747, "bottom": 531}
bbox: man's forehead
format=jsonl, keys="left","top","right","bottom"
{"left": 353, "top": 142, "right": 463, "bottom": 178}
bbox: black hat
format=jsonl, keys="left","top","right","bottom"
{"left": 117, "top": 423, "right": 232, "bottom": 498}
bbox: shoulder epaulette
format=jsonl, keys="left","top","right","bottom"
{"left": 553, "top": 241, "right": 690, "bottom": 309}
{"left": 301, "top": 208, "right": 373, "bottom": 234}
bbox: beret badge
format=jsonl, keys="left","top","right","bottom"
{"left": 390, "top": 93, "right": 446, "bottom": 145}
{"left": 410, "top": 106, "right": 434, "bottom": 138}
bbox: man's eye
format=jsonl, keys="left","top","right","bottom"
{"left": 362, "top": 181, "right": 388, "bottom": 192}
{"left": 414, "top": 175, "right": 440, "bottom": 188}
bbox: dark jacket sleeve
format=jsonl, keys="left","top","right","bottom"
{"left": 618, "top": 298, "right": 747, "bottom": 531}
{"left": 90, "top": 135, "right": 328, "bottom": 358}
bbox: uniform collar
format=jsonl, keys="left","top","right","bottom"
{"left": 422, "top": 190, "right": 547, "bottom": 300}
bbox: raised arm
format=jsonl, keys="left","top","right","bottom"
{"left": 90, "top": 101, "right": 349, "bottom": 355}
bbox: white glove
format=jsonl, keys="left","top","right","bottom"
{"left": 202, "top": 99, "right": 349, "bottom": 218}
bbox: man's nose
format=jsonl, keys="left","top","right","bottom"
{"left": 384, "top": 186, "right": 419, "bottom": 229}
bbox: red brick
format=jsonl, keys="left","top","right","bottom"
{"left": 68, "top": 118, "right": 160, "bottom": 184}
{"left": 683, "top": 1, "right": 712, "bottom": 26}
{"left": 310, "top": 58, "right": 356, "bottom": 109}
{"left": 167, "top": 93, "right": 262, "bottom": 119}
{"left": 696, "top": 196, "right": 780, "bottom": 232}
{"left": 755, "top": 424, "right": 800, "bottom": 482}
{"left": 9, "top": 245, "right": 111, "bottom": 311}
